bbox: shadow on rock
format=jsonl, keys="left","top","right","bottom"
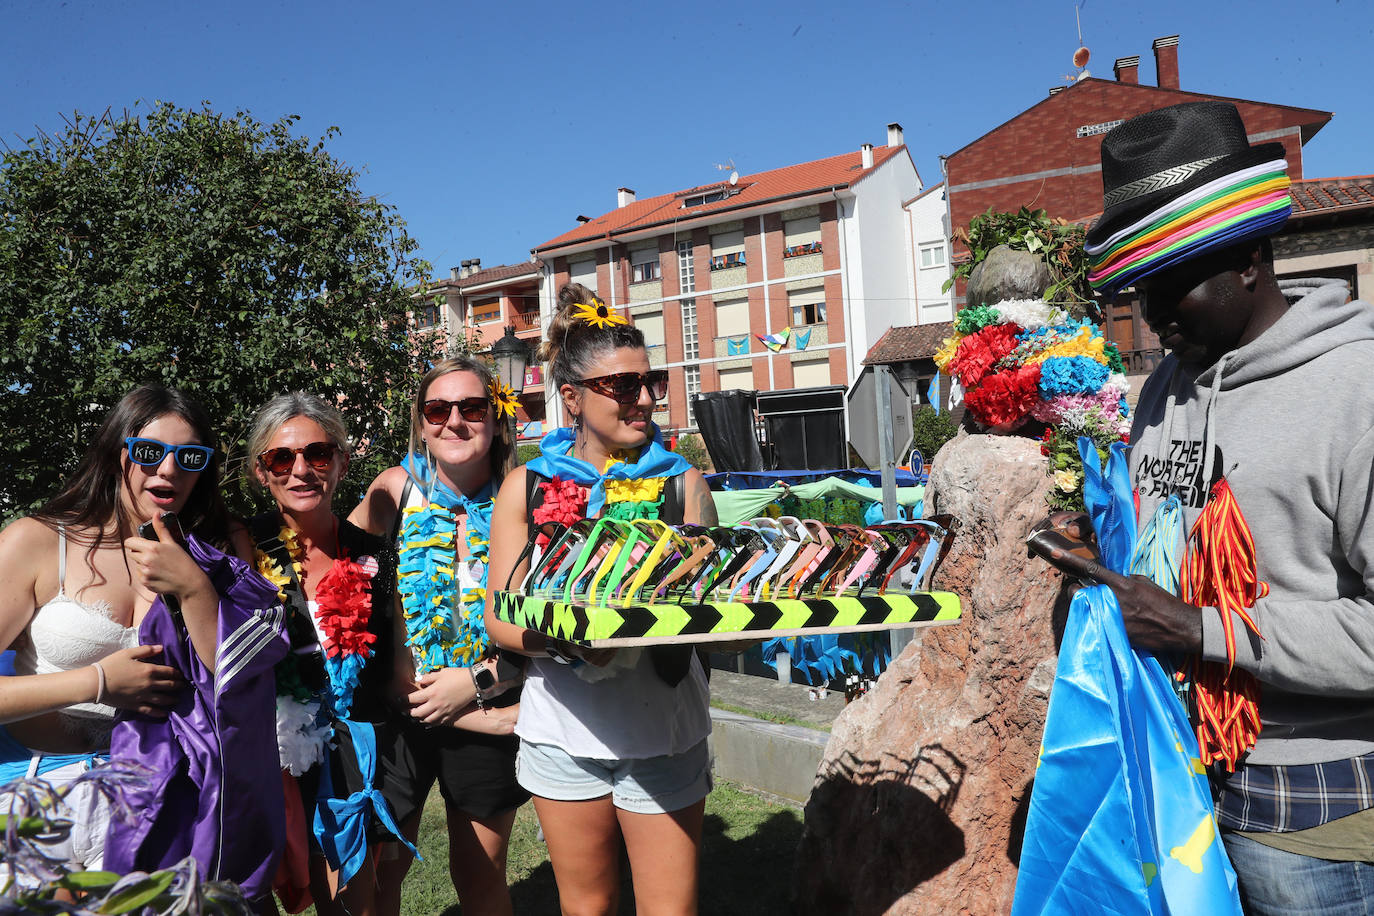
{"left": 793, "top": 745, "right": 967, "bottom": 916}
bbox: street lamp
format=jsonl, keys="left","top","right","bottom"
{"left": 490, "top": 324, "right": 530, "bottom": 442}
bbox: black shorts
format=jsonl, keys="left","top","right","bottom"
{"left": 296, "top": 714, "right": 409, "bottom": 846}
{"left": 380, "top": 709, "right": 529, "bottom": 825}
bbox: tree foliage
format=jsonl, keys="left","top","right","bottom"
{"left": 910, "top": 405, "right": 958, "bottom": 466}
{"left": 0, "top": 103, "right": 447, "bottom": 518}
{"left": 943, "top": 205, "right": 1092, "bottom": 310}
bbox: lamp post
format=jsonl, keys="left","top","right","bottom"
{"left": 490, "top": 324, "right": 530, "bottom": 443}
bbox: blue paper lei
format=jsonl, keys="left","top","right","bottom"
{"left": 396, "top": 454, "right": 494, "bottom": 673}
{"left": 526, "top": 425, "right": 691, "bottom": 517}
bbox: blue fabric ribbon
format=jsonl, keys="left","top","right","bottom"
{"left": 314, "top": 720, "right": 419, "bottom": 887}
{"left": 526, "top": 426, "right": 691, "bottom": 517}
{"left": 402, "top": 452, "right": 495, "bottom": 542}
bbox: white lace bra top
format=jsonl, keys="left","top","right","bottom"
{"left": 11, "top": 526, "right": 140, "bottom": 725}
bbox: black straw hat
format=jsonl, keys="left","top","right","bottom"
{"left": 1086, "top": 101, "right": 1286, "bottom": 249}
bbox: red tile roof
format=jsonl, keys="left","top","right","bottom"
{"left": 430, "top": 260, "right": 543, "bottom": 291}
{"left": 863, "top": 322, "right": 954, "bottom": 365}
{"left": 535, "top": 146, "right": 909, "bottom": 253}
{"left": 1288, "top": 176, "right": 1374, "bottom": 217}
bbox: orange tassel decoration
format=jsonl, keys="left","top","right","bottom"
{"left": 1180, "top": 477, "right": 1268, "bottom": 771}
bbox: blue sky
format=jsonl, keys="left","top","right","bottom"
{"left": 3, "top": 0, "right": 1369, "bottom": 274}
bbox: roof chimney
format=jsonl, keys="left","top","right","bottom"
{"left": 617, "top": 187, "right": 636, "bottom": 208}
{"left": 450, "top": 266, "right": 460, "bottom": 281}
{"left": 861, "top": 143, "right": 874, "bottom": 169}
{"left": 1113, "top": 55, "right": 1140, "bottom": 84}
{"left": 1153, "top": 35, "right": 1179, "bottom": 90}
{"left": 886, "top": 122, "right": 904, "bottom": 147}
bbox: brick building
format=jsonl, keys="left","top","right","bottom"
{"left": 530, "top": 125, "right": 922, "bottom": 433}
{"left": 417, "top": 258, "right": 550, "bottom": 438}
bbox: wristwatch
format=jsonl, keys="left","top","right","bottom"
{"left": 470, "top": 664, "right": 497, "bottom": 708}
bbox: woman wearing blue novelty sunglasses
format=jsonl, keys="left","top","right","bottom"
{"left": 0, "top": 384, "right": 287, "bottom": 905}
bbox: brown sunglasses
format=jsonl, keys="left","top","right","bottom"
{"left": 259, "top": 441, "right": 339, "bottom": 475}
{"left": 578, "top": 370, "right": 669, "bottom": 405}
{"left": 422, "top": 397, "right": 490, "bottom": 425}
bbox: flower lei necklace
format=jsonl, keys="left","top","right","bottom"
{"left": 532, "top": 449, "right": 669, "bottom": 544}
{"left": 397, "top": 476, "right": 494, "bottom": 673}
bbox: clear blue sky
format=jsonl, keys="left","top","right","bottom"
{"left": 4, "top": 0, "right": 1369, "bottom": 275}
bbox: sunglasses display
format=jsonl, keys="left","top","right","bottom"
{"left": 124, "top": 438, "right": 215, "bottom": 473}
{"left": 578, "top": 370, "right": 670, "bottom": 406}
{"left": 258, "top": 441, "right": 339, "bottom": 475}
{"left": 421, "top": 397, "right": 490, "bottom": 426}
{"left": 493, "top": 515, "right": 961, "bottom": 648}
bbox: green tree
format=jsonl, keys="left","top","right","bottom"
{"left": 910, "top": 406, "right": 958, "bottom": 466}
{"left": 0, "top": 103, "right": 447, "bottom": 518}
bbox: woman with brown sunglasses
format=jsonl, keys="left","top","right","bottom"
{"left": 245, "top": 391, "right": 416, "bottom": 916}
{"left": 349, "top": 356, "right": 527, "bottom": 916}
{"left": 484, "top": 283, "right": 719, "bottom": 916}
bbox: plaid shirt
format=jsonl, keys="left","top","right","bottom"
{"left": 1216, "top": 752, "right": 1374, "bottom": 833}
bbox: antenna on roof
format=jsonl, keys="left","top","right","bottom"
{"left": 728, "top": 170, "right": 739, "bottom": 186}
{"left": 1065, "top": 1, "right": 1091, "bottom": 82}
{"left": 714, "top": 158, "right": 736, "bottom": 175}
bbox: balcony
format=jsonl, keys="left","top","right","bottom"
{"left": 510, "top": 311, "right": 541, "bottom": 333}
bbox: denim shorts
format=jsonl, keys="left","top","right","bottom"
{"left": 516, "top": 738, "right": 712, "bottom": 815}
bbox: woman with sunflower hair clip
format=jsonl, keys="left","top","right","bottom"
{"left": 350, "top": 356, "right": 527, "bottom": 916}
{"left": 485, "top": 282, "right": 724, "bottom": 916}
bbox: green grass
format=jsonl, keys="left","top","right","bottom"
{"left": 708, "top": 698, "right": 833, "bottom": 732}
{"left": 391, "top": 779, "right": 804, "bottom": 914}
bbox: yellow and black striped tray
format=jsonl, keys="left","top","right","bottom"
{"left": 493, "top": 590, "right": 962, "bottom": 647}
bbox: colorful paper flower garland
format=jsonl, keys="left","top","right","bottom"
{"left": 256, "top": 524, "right": 377, "bottom": 774}
{"left": 934, "top": 298, "right": 1131, "bottom": 510}
{"left": 397, "top": 499, "right": 492, "bottom": 673}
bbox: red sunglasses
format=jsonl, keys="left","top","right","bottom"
{"left": 421, "top": 397, "right": 490, "bottom": 426}
{"left": 578, "top": 370, "right": 669, "bottom": 405}
{"left": 259, "top": 441, "right": 339, "bottom": 475}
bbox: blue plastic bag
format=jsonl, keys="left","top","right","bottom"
{"left": 1011, "top": 440, "right": 1242, "bottom": 916}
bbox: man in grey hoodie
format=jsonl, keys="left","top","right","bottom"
{"left": 1071, "top": 102, "right": 1374, "bottom": 912}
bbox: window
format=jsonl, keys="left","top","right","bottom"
{"left": 710, "top": 229, "right": 745, "bottom": 270}
{"left": 631, "top": 245, "right": 660, "bottom": 284}
{"left": 415, "top": 301, "right": 442, "bottom": 329}
{"left": 684, "top": 365, "right": 701, "bottom": 426}
{"left": 919, "top": 242, "right": 946, "bottom": 269}
{"left": 782, "top": 215, "right": 822, "bottom": 258}
{"left": 682, "top": 189, "right": 728, "bottom": 208}
{"left": 569, "top": 257, "right": 598, "bottom": 294}
{"left": 680, "top": 298, "right": 699, "bottom": 361}
{"left": 638, "top": 309, "right": 665, "bottom": 353}
{"left": 471, "top": 297, "right": 500, "bottom": 324}
{"left": 792, "top": 357, "right": 830, "bottom": 388}
{"left": 677, "top": 241, "right": 695, "bottom": 293}
{"left": 714, "top": 297, "right": 749, "bottom": 339}
{"left": 788, "top": 286, "right": 826, "bottom": 326}
{"left": 791, "top": 302, "right": 827, "bottom": 326}
{"left": 718, "top": 365, "right": 754, "bottom": 392}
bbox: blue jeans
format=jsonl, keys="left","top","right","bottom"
{"left": 1224, "top": 831, "right": 1374, "bottom": 915}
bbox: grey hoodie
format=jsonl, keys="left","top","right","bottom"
{"left": 1130, "top": 277, "right": 1374, "bottom": 766}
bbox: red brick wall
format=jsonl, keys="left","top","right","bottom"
{"left": 947, "top": 80, "right": 1324, "bottom": 251}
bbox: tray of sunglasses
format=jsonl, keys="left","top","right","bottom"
{"left": 493, "top": 515, "right": 962, "bottom": 647}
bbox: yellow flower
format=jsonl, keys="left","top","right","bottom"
{"left": 488, "top": 378, "right": 519, "bottom": 418}
{"left": 572, "top": 298, "right": 628, "bottom": 329}
{"left": 1055, "top": 469, "right": 1081, "bottom": 492}
{"left": 255, "top": 550, "right": 291, "bottom": 601}
{"left": 604, "top": 476, "right": 665, "bottom": 504}
{"left": 933, "top": 333, "right": 965, "bottom": 372}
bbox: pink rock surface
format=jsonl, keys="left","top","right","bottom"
{"left": 794, "top": 433, "right": 1066, "bottom": 915}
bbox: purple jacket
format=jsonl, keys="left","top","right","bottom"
{"left": 105, "top": 535, "right": 288, "bottom": 899}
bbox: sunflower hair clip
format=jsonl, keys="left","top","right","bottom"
{"left": 571, "top": 297, "right": 628, "bottom": 330}
{"left": 489, "top": 378, "right": 520, "bottom": 418}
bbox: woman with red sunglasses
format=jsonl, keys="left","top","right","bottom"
{"left": 484, "top": 283, "right": 719, "bottom": 916}
{"left": 0, "top": 385, "right": 286, "bottom": 902}
{"left": 350, "top": 356, "right": 526, "bottom": 916}
{"left": 245, "top": 391, "right": 421, "bottom": 915}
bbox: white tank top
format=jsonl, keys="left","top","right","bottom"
{"left": 12, "top": 527, "right": 141, "bottom": 729}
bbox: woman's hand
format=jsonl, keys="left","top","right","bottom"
{"left": 122, "top": 513, "right": 214, "bottom": 603}
{"left": 99, "top": 645, "right": 186, "bottom": 718}
{"left": 407, "top": 664, "right": 481, "bottom": 726}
